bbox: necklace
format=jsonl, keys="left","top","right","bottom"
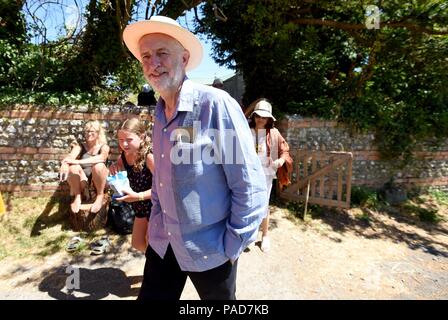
{"left": 255, "top": 130, "right": 263, "bottom": 153}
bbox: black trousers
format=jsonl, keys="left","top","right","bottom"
{"left": 137, "top": 244, "right": 238, "bottom": 300}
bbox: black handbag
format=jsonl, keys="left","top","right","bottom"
{"left": 107, "top": 200, "right": 136, "bottom": 235}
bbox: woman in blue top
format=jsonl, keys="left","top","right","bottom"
{"left": 110, "top": 118, "right": 154, "bottom": 253}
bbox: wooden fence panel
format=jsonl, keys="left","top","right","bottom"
{"left": 278, "top": 150, "right": 353, "bottom": 209}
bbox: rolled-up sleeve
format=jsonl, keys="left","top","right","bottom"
{"left": 214, "top": 95, "right": 268, "bottom": 261}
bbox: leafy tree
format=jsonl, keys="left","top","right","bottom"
{"left": 51, "top": 0, "right": 138, "bottom": 92}
{"left": 0, "top": 0, "right": 27, "bottom": 88}
{"left": 1, "top": 0, "right": 145, "bottom": 104}
{"left": 195, "top": 0, "right": 448, "bottom": 160}
{"left": 2, "top": 0, "right": 447, "bottom": 161}
{"left": 0, "top": 0, "right": 27, "bottom": 44}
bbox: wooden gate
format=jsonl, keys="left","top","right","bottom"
{"left": 278, "top": 150, "right": 353, "bottom": 209}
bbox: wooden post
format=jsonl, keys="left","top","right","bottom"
{"left": 346, "top": 155, "right": 353, "bottom": 207}
{"left": 328, "top": 170, "right": 334, "bottom": 200}
{"left": 68, "top": 183, "right": 110, "bottom": 232}
{"left": 304, "top": 180, "right": 311, "bottom": 220}
{"left": 296, "top": 150, "right": 301, "bottom": 195}
{"left": 337, "top": 166, "right": 343, "bottom": 202}
{"left": 277, "top": 149, "right": 354, "bottom": 211}
{"left": 311, "top": 152, "right": 317, "bottom": 198}
{"left": 69, "top": 200, "right": 109, "bottom": 232}
{"left": 319, "top": 154, "right": 325, "bottom": 197}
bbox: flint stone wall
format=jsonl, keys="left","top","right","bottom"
{"left": 0, "top": 106, "right": 447, "bottom": 196}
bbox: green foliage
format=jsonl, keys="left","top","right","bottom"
{"left": 340, "top": 31, "right": 448, "bottom": 160}
{"left": 0, "top": 1, "right": 29, "bottom": 89}
{"left": 198, "top": 0, "right": 448, "bottom": 161}
{"left": 2, "top": 0, "right": 448, "bottom": 164}
{"left": 0, "top": 0, "right": 27, "bottom": 45}
{"left": 51, "top": 0, "right": 132, "bottom": 92}
{"left": 355, "top": 211, "right": 371, "bottom": 222}
{"left": 402, "top": 203, "right": 442, "bottom": 223}
{"left": 1, "top": 0, "right": 143, "bottom": 99}
{"left": 0, "top": 41, "right": 78, "bottom": 90}
{"left": 428, "top": 188, "right": 448, "bottom": 206}
{"left": 286, "top": 201, "right": 323, "bottom": 219}
{"left": 286, "top": 201, "right": 303, "bottom": 217}
{"left": 417, "top": 208, "right": 441, "bottom": 223}
{"left": 0, "top": 87, "right": 119, "bottom": 107}
{"left": 351, "top": 186, "right": 381, "bottom": 209}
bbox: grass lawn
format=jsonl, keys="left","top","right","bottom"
{"left": 0, "top": 195, "right": 111, "bottom": 261}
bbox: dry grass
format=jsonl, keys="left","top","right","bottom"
{"left": 0, "top": 195, "right": 109, "bottom": 262}
{"left": 281, "top": 189, "right": 448, "bottom": 235}
{"left": 0, "top": 189, "right": 447, "bottom": 263}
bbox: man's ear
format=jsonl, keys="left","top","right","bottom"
{"left": 182, "top": 50, "right": 190, "bottom": 68}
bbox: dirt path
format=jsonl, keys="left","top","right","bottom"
{"left": 0, "top": 206, "right": 447, "bottom": 300}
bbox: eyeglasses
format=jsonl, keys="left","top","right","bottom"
{"left": 85, "top": 130, "right": 98, "bottom": 134}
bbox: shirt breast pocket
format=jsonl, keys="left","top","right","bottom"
{"left": 171, "top": 135, "right": 211, "bottom": 180}
{"left": 173, "top": 162, "right": 204, "bottom": 182}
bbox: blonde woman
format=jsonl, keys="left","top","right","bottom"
{"left": 59, "top": 120, "right": 110, "bottom": 214}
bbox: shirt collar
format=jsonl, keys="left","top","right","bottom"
{"left": 155, "top": 76, "right": 194, "bottom": 122}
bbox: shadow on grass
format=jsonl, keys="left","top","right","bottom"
{"left": 38, "top": 265, "right": 142, "bottom": 300}
{"left": 274, "top": 198, "right": 448, "bottom": 258}
{"left": 30, "top": 191, "right": 72, "bottom": 237}
{"left": 37, "top": 235, "right": 70, "bottom": 258}
{"left": 25, "top": 189, "right": 144, "bottom": 260}
{"left": 382, "top": 204, "right": 447, "bottom": 235}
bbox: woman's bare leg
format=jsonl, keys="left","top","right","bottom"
{"left": 261, "top": 211, "right": 269, "bottom": 237}
{"left": 261, "top": 177, "right": 273, "bottom": 252}
{"left": 132, "top": 217, "right": 149, "bottom": 253}
{"left": 90, "top": 163, "right": 108, "bottom": 213}
{"left": 261, "top": 209, "right": 271, "bottom": 252}
{"left": 67, "top": 165, "right": 85, "bottom": 213}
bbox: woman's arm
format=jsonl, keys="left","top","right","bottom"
{"left": 61, "top": 143, "right": 82, "bottom": 163}
{"left": 272, "top": 129, "right": 291, "bottom": 169}
{"left": 146, "top": 152, "right": 155, "bottom": 174}
{"left": 277, "top": 130, "right": 293, "bottom": 172}
{"left": 117, "top": 152, "right": 154, "bottom": 202}
{"left": 59, "top": 144, "right": 82, "bottom": 181}
{"left": 64, "top": 145, "right": 110, "bottom": 165}
{"left": 278, "top": 137, "right": 291, "bottom": 163}
{"left": 116, "top": 188, "right": 151, "bottom": 202}
{"left": 109, "top": 153, "right": 124, "bottom": 176}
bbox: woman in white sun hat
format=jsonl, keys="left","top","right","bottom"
{"left": 248, "top": 98, "right": 293, "bottom": 253}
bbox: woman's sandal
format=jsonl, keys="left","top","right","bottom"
{"left": 90, "top": 236, "right": 110, "bottom": 255}
{"left": 66, "top": 236, "right": 85, "bottom": 253}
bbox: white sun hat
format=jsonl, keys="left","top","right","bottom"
{"left": 250, "top": 100, "right": 276, "bottom": 121}
{"left": 123, "top": 15, "right": 203, "bottom": 71}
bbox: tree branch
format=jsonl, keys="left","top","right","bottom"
{"left": 292, "top": 18, "right": 448, "bottom": 35}
{"left": 159, "top": 0, "right": 205, "bottom": 19}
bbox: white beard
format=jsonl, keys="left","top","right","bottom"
{"left": 147, "top": 60, "right": 184, "bottom": 94}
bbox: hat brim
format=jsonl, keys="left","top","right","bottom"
{"left": 123, "top": 20, "right": 203, "bottom": 71}
{"left": 251, "top": 110, "right": 276, "bottom": 121}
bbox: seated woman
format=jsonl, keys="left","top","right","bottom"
{"left": 59, "top": 120, "right": 110, "bottom": 214}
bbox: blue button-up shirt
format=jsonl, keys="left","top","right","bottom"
{"left": 148, "top": 78, "right": 267, "bottom": 272}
